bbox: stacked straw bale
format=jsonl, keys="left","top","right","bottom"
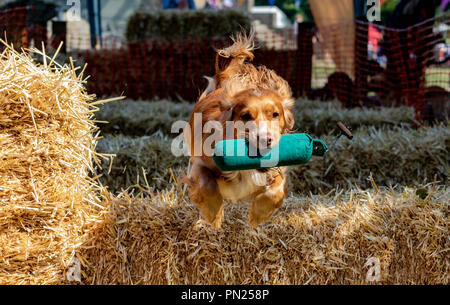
{"left": 96, "top": 134, "right": 185, "bottom": 193}
{"left": 289, "top": 124, "right": 450, "bottom": 192}
{"left": 0, "top": 43, "right": 108, "bottom": 284}
{"left": 80, "top": 186, "right": 449, "bottom": 284}
{"left": 96, "top": 124, "right": 449, "bottom": 194}
{"left": 95, "top": 99, "right": 417, "bottom": 136}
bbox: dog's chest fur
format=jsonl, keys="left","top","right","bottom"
{"left": 217, "top": 170, "right": 272, "bottom": 202}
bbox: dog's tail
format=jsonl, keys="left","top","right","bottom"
{"left": 215, "top": 30, "right": 255, "bottom": 84}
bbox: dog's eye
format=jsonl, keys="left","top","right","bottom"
{"left": 240, "top": 113, "right": 251, "bottom": 121}
{"left": 273, "top": 112, "right": 279, "bottom": 118}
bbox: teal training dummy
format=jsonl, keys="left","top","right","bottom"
{"left": 213, "top": 133, "right": 328, "bottom": 171}
{"left": 212, "top": 122, "right": 353, "bottom": 171}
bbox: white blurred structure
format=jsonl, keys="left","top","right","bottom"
{"left": 250, "top": 5, "right": 291, "bottom": 29}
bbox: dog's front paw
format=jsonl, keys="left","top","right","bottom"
{"left": 198, "top": 202, "right": 224, "bottom": 229}
{"left": 248, "top": 211, "right": 267, "bottom": 228}
{"left": 208, "top": 204, "right": 224, "bottom": 229}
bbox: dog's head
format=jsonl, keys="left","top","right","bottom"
{"left": 220, "top": 87, "right": 294, "bottom": 153}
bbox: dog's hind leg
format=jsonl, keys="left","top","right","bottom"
{"left": 187, "top": 160, "right": 224, "bottom": 229}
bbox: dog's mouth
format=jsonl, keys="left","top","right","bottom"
{"left": 244, "top": 135, "right": 275, "bottom": 157}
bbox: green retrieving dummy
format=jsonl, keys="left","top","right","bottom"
{"left": 213, "top": 133, "right": 328, "bottom": 171}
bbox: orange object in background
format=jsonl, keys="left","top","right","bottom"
{"left": 368, "top": 24, "right": 382, "bottom": 53}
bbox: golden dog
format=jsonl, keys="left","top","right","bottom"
{"left": 183, "top": 31, "right": 295, "bottom": 228}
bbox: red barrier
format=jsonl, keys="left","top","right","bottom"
{"left": 0, "top": 7, "right": 29, "bottom": 48}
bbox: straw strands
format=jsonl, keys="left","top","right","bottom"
{"left": 0, "top": 42, "right": 113, "bottom": 284}
{"left": 79, "top": 185, "right": 449, "bottom": 284}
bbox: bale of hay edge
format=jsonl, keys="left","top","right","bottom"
{"left": 0, "top": 43, "right": 111, "bottom": 284}
{"left": 79, "top": 186, "right": 449, "bottom": 284}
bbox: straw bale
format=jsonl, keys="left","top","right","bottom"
{"left": 96, "top": 99, "right": 416, "bottom": 136}
{"left": 0, "top": 43, "right": 108, "bottom": 284}
{"left": 294, "top": 100, "right": 416, "bottom": 135}
{"left": 96, "top": 124, "right": 449, "bottom": 194}
{"left": 79, "top": 185, "right": 449, "bottom": 284}
{"left": 96, "top": 134, "right": 185, "bottom": 193}
{"left": 97, "top": 99, "right": 193, "bottom": 136}
{"left": 289, "top": 124, "right": 450, "bottom": 193}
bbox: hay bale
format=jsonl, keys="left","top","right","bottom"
{"left": 96, "top": 99, "right": 416, "bottom": 136}
{"left": 293, "top": 100, "right": 416, "bottom": 135}
{"left": 289, "top": 124, "right": 450, "bottom": 193}
{"left": 0, "top": 43, "right": 110, "bottom": 284}
{"left": 97, "top": 99, "right": 193, "bottom": 136}
{"left": 96, "top": 134, "right": 186, "bottom": 193}
{"left": 80, "top": 185, "right": 449, "bottom": 284}
{"left": 96, "top": 124, "right": 449, "bottom": 194}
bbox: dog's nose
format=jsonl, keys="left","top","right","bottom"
{"left": 257, "top": 133, "right": 273, "bottom": 148}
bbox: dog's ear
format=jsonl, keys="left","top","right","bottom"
{"left": 199, "top": 76, "right": 216, "bottom": 100}
{"left": 282, "top": 98, "right": 294, "bottom": 110}
{"left": 219, "top": 98, "right": 234, "bottom": 121}
{"left": 282, "top": 98, "right": 295, "bottom": 130}
{"left": 219, "top": 81, "right": 237, "bottom": 121}
{"left": 219, "top": 97, "right": 233, "bottom": 111}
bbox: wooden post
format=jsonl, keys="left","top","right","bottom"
{"left": 296, "top": 22, "right": 314, "bottom": 98}
{"left": 406, "top": 25, "right": 427, "bottom": 121}
{"left": 354, "top": 17, "right": 368, "bottom": 106}
{"left": 51, "top": 21, "right": 67, "bottom": 53}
